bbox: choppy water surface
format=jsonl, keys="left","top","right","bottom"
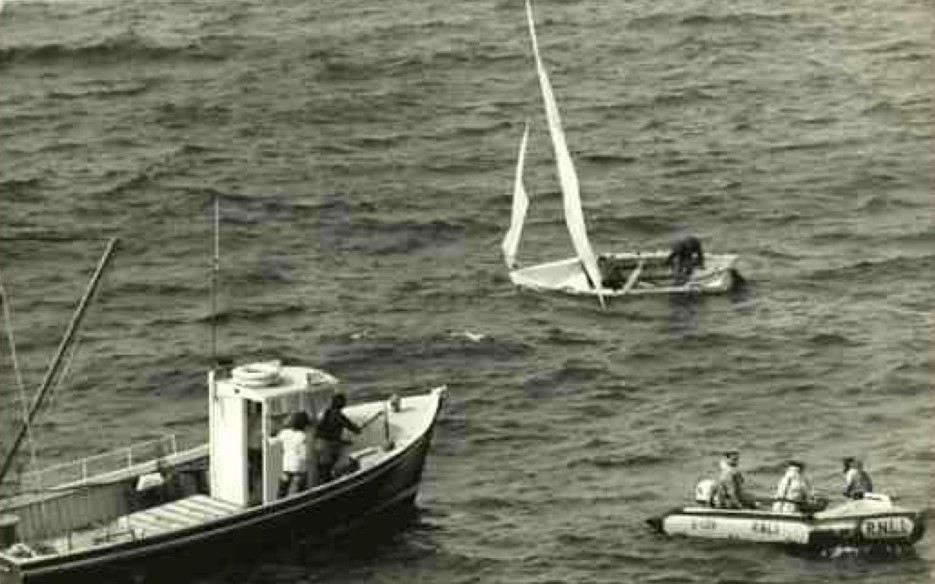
{"left": 0, "top": 0, "right": 932, "bottom": 581}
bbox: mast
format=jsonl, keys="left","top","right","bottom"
{"left": 0, "top": 237, "right": 119, "bottom": 488}
{"left": 525, "top": 0, "right": 605, "bottom": 308}
{"left": 210, "top": 195, "right": 220, "bottom": 365}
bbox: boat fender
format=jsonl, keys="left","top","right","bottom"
{"left": 233, "top": 362, "right": 280, "bottom": 388}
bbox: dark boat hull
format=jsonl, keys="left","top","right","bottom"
{"left": 0, "top": 424, "right": 438, "bottom": 584}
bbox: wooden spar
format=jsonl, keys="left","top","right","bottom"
{"left": 621, "top": 259, "right": 645, "bottom": 295}
{"left": 0, "top": 237, "right": 119, "bottom": 488}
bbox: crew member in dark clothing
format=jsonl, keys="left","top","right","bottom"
{"left": 665, "top": 235, "right": 705, "bottom": 281}
{"left": 314, "top": 393, "right": 361, "bottom": 483}
{"left": 598, "top": 256, "right": 625, "bottom": 289}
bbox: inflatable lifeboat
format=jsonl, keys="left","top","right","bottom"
{"left": 647, "top": 493, "right": 926, "bottom": 555}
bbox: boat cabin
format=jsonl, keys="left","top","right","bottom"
{"left": 209, "top": 362, "right": 337, "bottom": 506}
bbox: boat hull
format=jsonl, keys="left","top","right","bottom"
{"left": 509, "top": 252, "right": 741, "bottom": 298}
{"left": 0, "top": 404, "right": 441, "bottom": 584}
{"left": 648, "top": 500, "right": 926, "bottom": 553}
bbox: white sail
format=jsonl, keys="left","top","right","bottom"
{"left": 524, "top": 0, "right": 604, "bottom": 299}
{"left": 502, "top": 123, "right": 530, "bottom": 269}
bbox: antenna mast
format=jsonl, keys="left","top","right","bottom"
{"left": 210, "top": 195, "right": 220, "bottom": 365}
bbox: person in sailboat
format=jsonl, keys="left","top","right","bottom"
{"left": 269, "top": 411, "right": 312, "bottom": 498}
{"left": 665, "top": 235, "right": 705, "bottom": 281}
{"left": 598, "top": 256, "right": 626, "bottom": 289}
{"left": 314, "top": 393, "right": 361, "bottom": 484}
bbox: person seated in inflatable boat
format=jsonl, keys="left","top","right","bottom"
{"left": 771, "top": 460, "right": 813, "bottom": 513}
{"left": 842, "top": 457, "right": 874, "bottom": 499}
{"left": 771, "top": 460, "right": 828, "bottom": 514}
{"left": 711, "top": 451, "right": 757, "bottom": 509}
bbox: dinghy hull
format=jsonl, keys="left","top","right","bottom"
{"left": 509, "top": 252, "right": 741, "bottom": 297}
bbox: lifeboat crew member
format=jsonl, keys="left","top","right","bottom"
{"left": 269, "top": 411, "right": 311, "bottom": 499}
{"left": 665, "top": 235, "right": 705, "bottom": 282}
{"left": 772, "top": 460, "right": 814, "bottom": 513}
{"left": 314, "top": 393, "right": 361, "bottom": 483}
{"left": 712, "top": 451, "right": 756, "bottom": 509}
{"left": 842, "top": 457, "right": 873, "bottom": 499}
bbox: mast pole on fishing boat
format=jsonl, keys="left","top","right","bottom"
{"left": 210, "top": 194, "right": 220, "bottom": 366}
{"left": 0, "top": 237, "right": 119, "bottom": 488}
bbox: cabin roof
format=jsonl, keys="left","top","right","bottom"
{"left": 215, "top": 365, "right": 337, "bottom": 403}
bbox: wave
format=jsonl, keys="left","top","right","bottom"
{"left": 320, "top": 332, "right": 531, "bottom": 371}
{"left": 679, "top": 12, "right": 793, "bottom": 27}
{"left": 320, "top": 217, "right": 475, "bottom": 255}
{"left": 864, "top": 39, "right": 928, "bottom": 62}
{"left": 155, "top": 101, "right": 233, "bottom": 128}
{"left": 807, "top": 332, "right": 857, "bottom": 347}
{"left": 0, "top": 176, "right": 43, "bottom": 198}
{"left": 520, "top": 360, "right": 605, "bottom": 393}
{"left": 580, "top": 152, "right": 637, "bottom": 166}
{"left": 627, "top": 10, "right": 791, "bottom": 30}
{"left": 807, "top": 254, "right": 935, "bottom": 282}
{"left": 766, "top": 136, "right": 863, "bottom": 154}
{"left": 856, "top": 193, "right": 923, "bottom": 212}
{"left": 567, "top": 452, "right": 668, "bottom": 470}
{"left": 200, "top": 303, "right": 305, "bottom": 326}
{"left": 589, "top": 213, "right": 675, "bottom": 238}
{"left": 0, "top": 31, "right": 227, "bottom": 66}
{"left": 46, "top": 80, "right": 154, "bottom": 101}
{"left": 648, "top": 87, "right": 717, "bottom": 107}
{"left": 892, "top": 228, "right": 935, "bottom": 246}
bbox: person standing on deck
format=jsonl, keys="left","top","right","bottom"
{"left": 269, "top": 411, "right": 311, "bottom": 498}
{"left": 314, "top": 393, "right": 361, "bottom": 483}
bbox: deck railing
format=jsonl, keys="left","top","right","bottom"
{"left": 19, "top": 435, "right": 181, "bottom": 491}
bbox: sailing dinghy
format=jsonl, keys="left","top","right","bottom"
{"left": 503, "top": 0, "right": 742, "bottom": 303}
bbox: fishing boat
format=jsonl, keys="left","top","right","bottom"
{"left": 503, "top": 0, "right": 742, "bottom": 305}
{"left": 0, "top": 241, "right": 446, "bottom": 583}
{"left": 647, "top": 493, "right": 926, "bottom": 556}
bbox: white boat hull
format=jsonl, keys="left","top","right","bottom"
{"left": 648, "top": 495, "right": 926, "bottom": 552}
{"left": 509, "top": 252, "right": 741, "bottom": 297}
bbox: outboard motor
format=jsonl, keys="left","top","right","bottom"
{"left": 695, "top": 478, "right": 715, "bottom": 506}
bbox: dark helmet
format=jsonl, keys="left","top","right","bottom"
{"left": 331, "top": 393, "right": 347, "bottom": 408}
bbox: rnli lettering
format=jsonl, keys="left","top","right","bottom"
{"left": 751, "top": 521, "right": 780, "bottom": 535}
{"left": 860, "top": 517, "right": 913, "bottom": 539}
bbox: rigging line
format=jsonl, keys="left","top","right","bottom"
{"left": 0, "top": 266, "right": 39, "bottom": 470}
{"left": 0, "top": 238, "right": 119, "bottom": 488}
